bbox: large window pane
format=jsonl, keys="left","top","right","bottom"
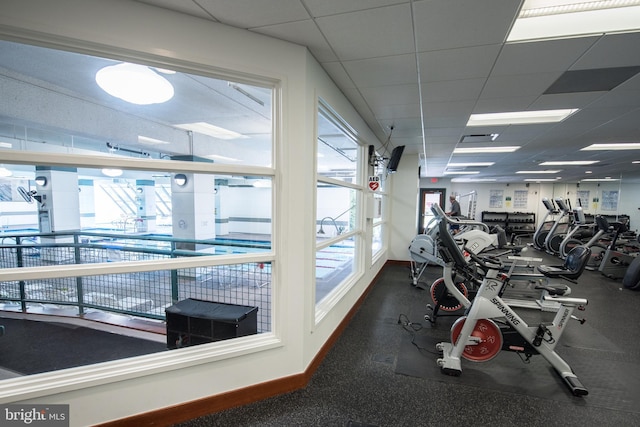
{"left": 0, "top": 40, "right": 272, "bottom": 167}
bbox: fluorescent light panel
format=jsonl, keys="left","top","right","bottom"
{"left": 444, "top": 171, "right": 480, "bottom": 175}
{"left": 138, "top": 135, "right": 171, "bottom": 145}
{"left": 453, "top": 146, "right": 520, "bottom": 154}
{"left": 447, "top": 162, "right": 495, "bottom": 167}
{"left": 467, "top": 109, "right": 578, "bottom": 126}
{"left": 581, "top": 143, "right": 640, "bottom": 150}
{"left": 582, "top": 178, "right": 620, "bottom": 182}
{"left": 509, "top": 1, "right": 640, "bottom": 42}
{"left": 516, "top": 170, "right": 561, "bottom": 174}
{"left": 539, "top": 160, "right": 599, "bottom": 166}
{"left": 452, "top": 178, "right": 497, "bottom": 182}
{"left": 524, "top": 178, "right": 561, "bottom": 181}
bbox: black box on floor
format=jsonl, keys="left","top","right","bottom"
{"left": 165, "top": 298, "right": 258, "bottom": 349}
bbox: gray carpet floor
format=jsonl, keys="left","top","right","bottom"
{"left": 175, "top": 246, "right": 640, "bottom": 426}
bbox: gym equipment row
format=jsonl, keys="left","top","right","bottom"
{"left": 411, "top": 203, "right": 590, "bottom": 396}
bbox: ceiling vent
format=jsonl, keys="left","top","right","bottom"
{"left": 459, "top": 134, "right": 499, "bottom": 143}
{"left": 545, "top": 66, "right": 640, "bottom": 94}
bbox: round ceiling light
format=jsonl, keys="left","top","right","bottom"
{"left": 96, "top": 63, "right": 174, "bottom": 105}
{"left": 102, "top": 168, "right": 123, "bottom": 177}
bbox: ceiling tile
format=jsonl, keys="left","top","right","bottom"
{"left": 572, "top": 32, "right": 640, "bottom": 69}
{"left": 481, "top": 72, "right": 562, "bottom": 99}
{"left": 494, "top": 37, "right": 598, "bottom": 76}
{"left": 198, "top": 0, "right": 310, "bottom": 28}
{"left": 315, "top": 4, "right": 415, "bottom": 61}
{"left": 412, "top": 0, "right": 521, "bottom": 51}
{"left": 343, "top": 54, "right": 417, "bottom": 87}
{"left": 418, "top": 44, "right": 501, "bottom": 82}
{"left": 254, "top": 20, "right": 338, "bottom": 62}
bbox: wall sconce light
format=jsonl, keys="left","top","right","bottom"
{"left": 35, "top": 176, "right": 47, "bottom": 186}
{"left": 174, "top": 173, "right": 188, "bottom": 186}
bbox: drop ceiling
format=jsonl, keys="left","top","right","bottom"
{"left": 3, "top": 0, "right": 640, "bottom": 183}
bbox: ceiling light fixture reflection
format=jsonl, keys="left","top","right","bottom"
{"left": 444, "top": 171, "right": 480, "bottom": 175}
{"left": 539, "top": 160, "right": 599, "bottom": 166}
{"left": 96, "top": 63, "right": 174, "bottom": 105}
{"left": 524, "top": 178, "right": 561, "bottom": 182}
{"left": 138, "top": 135, "right": 171, "bottom": 145}
{"left": 102, "top": 168, "right": 123, "bottom": 177}
{"left": 516, "top": 170, "right": 561, "bottom": 174}
{"left": 0, "top": 167, "right": 12, "bottom": 177}
{"left": 453, "top": 146, "right": 520, "bottom": 154}
{"left": 581, "top": 143, "right": 640, "bottom": 150}
{"left": 467, "top": 109, "right": 578, "bottom": 126}
{"left": 175, "top": 122, "right": 248, "bottom": 140}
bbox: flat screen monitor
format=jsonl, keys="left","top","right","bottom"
{"left": 387, "top": 145, "right": 405, "bottom": 173}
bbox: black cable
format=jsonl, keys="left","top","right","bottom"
{"left": 397, "top": 313, "right": 440, "bottom": 356}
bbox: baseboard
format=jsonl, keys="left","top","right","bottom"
{"left": 95, "top": 262, "right": 387, "bottom": 427}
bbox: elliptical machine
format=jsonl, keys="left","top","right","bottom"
{"left": 533, "top": 198, "right": 558, "bottom": 251}
{"left": 544, "top": 197, "right": 572, "bottom": 256}
{"left": 558, "top": 205, "right": 598, "bottom": 259}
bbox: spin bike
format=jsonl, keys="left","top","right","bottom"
{"left": 436, "top": 251, "right": 589, "bottom": 396}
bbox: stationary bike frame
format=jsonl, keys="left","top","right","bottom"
{"left": 437, "top": 260, "right": 589, "bottom": 396}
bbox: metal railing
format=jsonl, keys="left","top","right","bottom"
{"left": 0, "top": 231, "right": 272, "bottom": 332}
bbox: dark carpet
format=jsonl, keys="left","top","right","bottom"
{"left": 175, "top": 257, "right": 640, "bottom": 427}
{"left": 0, "top": 317, "right": 167, "bottom": 375}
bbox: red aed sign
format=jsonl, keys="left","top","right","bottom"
{"left": 368, "top": 176, "right": 380, "bottom": 191}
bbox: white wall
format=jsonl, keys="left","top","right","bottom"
{"left": 419, "top": 178, "right": 639, "bottom": 230}
{"left": 388, "top": 153, "right": 420, "bottom": 260}
{"left": 0, "top": 1, "right": 387, "bottom": 425}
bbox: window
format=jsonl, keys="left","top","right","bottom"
{"left": 315, "top": 101, "right": 363, "bottom": 314}
{"left": 0, "top": 40, "right": 276, "bottom": 374}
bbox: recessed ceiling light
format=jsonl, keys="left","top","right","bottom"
{"left": 539, "top": 160, "right": 599, "bottom": 166}
{"left": 467, "top": 109, "right": 578, "bottom": 126}
{"left": 453, "top": 146, "right": 520, "bottom": 154}
{"left": 102, "top": 168, "right": 123, "bottom": 177}
{"left": 516, "top": 170, "right": 561, "bottom": 174}
{"left": 581, "top": 143, "right": 640, "bottom": 150}
{"left": 582, "top": 178, "right": 620, "bottom": 182}
{"left": 524, "top": 178, "right": 561, "bottom": 182}
{"left": 633, "top": 161, "right": 640, "bottom": 164}
{"left": 509, "top": 0, "right": 640, "bottom": 42}
{"left": 96, "top": 63, "right": 174, "bottom": 105}
{"left": 175, "top": 122, "right": 247, "bottom": 140}
{"left": 447, "top": 162, "right": 495, "bottom": 167}
{"left": 0, "top": 167, "right": 12, "bottom": 177}
{"left": 0, "top": 141, "right": 12, "bottom": 148}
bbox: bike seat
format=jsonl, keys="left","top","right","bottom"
{"left": 535, "top": 284, "right": 570, "bottom": 296}
{"left": 537, "top": 246, "right": 591, "bottom": 280}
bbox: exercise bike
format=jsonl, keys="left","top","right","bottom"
{"left": 435, "top": 250, "right": 589, "bottom": 397}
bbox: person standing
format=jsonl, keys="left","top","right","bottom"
{"left": 447, "top": 195, "right": 461, "bottom": 234}
{"left": 447, "top": 195, "right": 461, "bottom": 217}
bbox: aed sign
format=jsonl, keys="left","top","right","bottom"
{"left": 368, "top": 176, "right": 380, "bottom": 191}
